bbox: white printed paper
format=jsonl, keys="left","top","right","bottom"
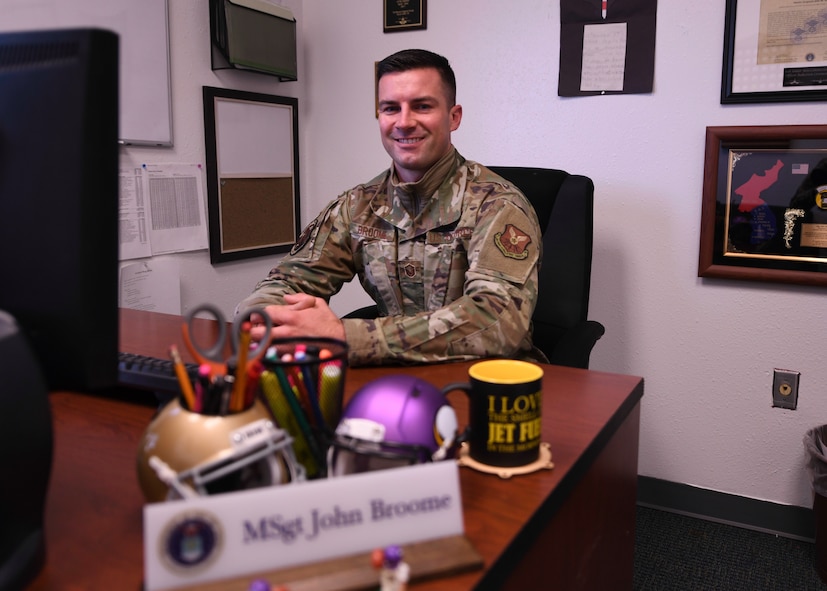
{"left": 581, "top": 22, "right": 628, "bottom": 92}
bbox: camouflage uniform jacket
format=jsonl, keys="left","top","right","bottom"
{"left": 238, "top": 149, "right": 544, "bottom": 366}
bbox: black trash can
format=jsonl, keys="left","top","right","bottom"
{"left": 805, "top": 425, "right": 827, "bottom": 583}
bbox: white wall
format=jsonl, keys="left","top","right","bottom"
{"left": 16, "top": 1, "right": 827, "bottom": 509}
{"left": 297, "top": 1, "right": 826, "bottom": 511}
{"left": 115, "top": 0, "right": 308, "bottom": 317}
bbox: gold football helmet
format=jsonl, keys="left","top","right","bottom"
{"left": 136, "top": 399, "right": 305, "bottom": 502}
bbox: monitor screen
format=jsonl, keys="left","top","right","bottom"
{"left": 0, "top": 28, "right": 120, "bottom": 391}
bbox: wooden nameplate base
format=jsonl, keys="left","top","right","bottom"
{"left": 160, "top": 534, "right": 483, "bottom": 591}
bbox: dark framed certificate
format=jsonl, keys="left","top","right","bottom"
{"left": 721, "top": 0, "right": 827, "bottom": 104}
{"left": 699, "top": 125, "right": 827, "bottom": 287}
{"left": 384, "top": 0, "right": 426, "bottom": 32}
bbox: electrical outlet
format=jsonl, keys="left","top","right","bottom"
{"left": 772, "top": 369, "right": 800, "bottom": 410}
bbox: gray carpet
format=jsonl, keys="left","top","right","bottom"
{"left": 635, "top": 506, "right": 827, "bottom": 590}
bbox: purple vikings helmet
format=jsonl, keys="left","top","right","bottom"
{"left": 327, "top": 375, "right": 459, "bottom": 476}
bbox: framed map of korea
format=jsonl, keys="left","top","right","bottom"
{"left": 699, "top": 125, "right": 827, "bottom": 287}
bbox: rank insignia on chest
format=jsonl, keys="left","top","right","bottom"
{"left": 494, "top": 224, "right": 531, "bottom": 260}
{"left": 403, "top": 263, "right": 417, "bottom": 278}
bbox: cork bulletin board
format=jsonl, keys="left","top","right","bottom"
{"left": 203, "top": 87, "right": 300, "bottom": 263}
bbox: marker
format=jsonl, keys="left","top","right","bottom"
{"left": 281, "top": 353, "right": 313, "bottom": 421}
{"left": 318, "top": 364, "right": 344, "bottom": 428}
{"left": 260, "top": 369, "right": 321, "bottom": 477}
{"left": 602, "top": 0, "right": 607, "bottom": 19}
{"left": 265, "top": 345, "right": 279, "bottom": 361}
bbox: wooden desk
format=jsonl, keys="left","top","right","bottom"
{"left": 29, "top": 309, "right": 642, "bottom": 590}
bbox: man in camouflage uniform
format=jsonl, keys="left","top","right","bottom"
{"left": 239, "top": 49, "right": 543, "bottom": 366}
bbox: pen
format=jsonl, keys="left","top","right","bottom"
{"left": 295, "top": 350, "right": 326, "bottom": 429}
{"left": 245, "top": 359, "right": 264, "bottom": 408}
{"left": 602, "top": 0, "right": 607, "bottom": 19}
{"left": 194, "top": 378, "right": 204, "bottom": 414}
{"left": 170, "top": 345, "right": 196, "bottom": 411}
{"left": 231, "top": 321, "right": 252, "bottom": 412}
{"left": 218, "top": 374, "right": 233, "bottom": 415}
{"left": 281, "top": 353, "right": 314, "bottom": 423}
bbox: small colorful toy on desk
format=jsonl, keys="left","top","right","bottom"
{"left": 258, "top": 337, "right": 348, "bottom": 480}
{"left": 248, "top": 578, "right": 288, "bottom": 591}
{"left": 371, "top": 545, "right": 410, "bottom": 591}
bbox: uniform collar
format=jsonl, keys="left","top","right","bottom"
{"left": 380, "top": 148, "right": 466, "bottom": 236}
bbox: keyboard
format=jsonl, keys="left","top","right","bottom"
{"left": 117, "top": 351, "right": 198, "bottom": 394}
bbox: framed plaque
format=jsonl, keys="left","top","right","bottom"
{"left": 384, "top": 0, "right": 426, "bottom": 33}
{"left": 699, "top": 125, "right": 827, "bottom": 287}
{"left": 721, "top": 0, "right": 827, "bottom": 104}
{"left": 203, "top": 87, "right": 300, "bottom": 264}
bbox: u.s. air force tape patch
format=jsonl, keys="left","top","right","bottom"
{"left": 494, "top": 224, "right": 531, "bottom": 260}
{"left": 290, "top": 219, "right": 318, "bottom": 255}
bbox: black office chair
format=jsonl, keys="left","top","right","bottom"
{"left": 344, "top": 166, "right": 605, "bottom": 368}
{"left": 489, "top": 166, "right": 604, "bottom": 369}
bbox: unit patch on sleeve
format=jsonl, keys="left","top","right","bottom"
{"left": 494, "top": 224, "right": 531, "bottom": 260}
{"left": 290, "top": 219, "right": 318, "bottom": 256}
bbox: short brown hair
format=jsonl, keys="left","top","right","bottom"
{"left": 376, "top": 49, "right": 457, "bottom": 105}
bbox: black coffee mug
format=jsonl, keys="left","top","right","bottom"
{"left": 445, "top": 359, "right": 544, "bottom": 467}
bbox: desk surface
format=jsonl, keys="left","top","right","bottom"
{"left": 29, "top": 309, "right": 643, "bottom": 591}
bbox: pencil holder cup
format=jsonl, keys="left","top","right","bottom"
{"left": 258, "top": 337, "right": 348, "bottom": 479}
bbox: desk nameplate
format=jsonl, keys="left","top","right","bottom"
{"left": 144, "top": 462, "right": 464, "bottom": 590}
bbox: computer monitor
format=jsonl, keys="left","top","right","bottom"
{"left": 0, "top": 27, "right": 120, "bottom": 391}
{"left": 0, "top": 27, "right": 120, "bottom": 590}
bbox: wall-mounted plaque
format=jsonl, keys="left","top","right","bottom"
{"left": 384, "top": 0, "right": 426, "bottom": 32}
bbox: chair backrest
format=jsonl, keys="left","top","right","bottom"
{"left": 488, "top": 167, "right": 600, "bottom": 364}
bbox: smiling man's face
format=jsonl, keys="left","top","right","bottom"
{"left": 377, "top": 67, "right": 462, "bottom": 183}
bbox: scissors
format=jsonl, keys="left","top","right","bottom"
{"left": 181, "top": 303, "right": 273, "bottom": 377}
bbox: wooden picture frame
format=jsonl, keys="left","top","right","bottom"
{"left": 721, "top": 0, "right": 827, "bottom": 104}
{"left": 699, "top": 125, "right": 827, "bottom": 287}
{"left": 203, "top": 87, "right": 300, "bottom": 264}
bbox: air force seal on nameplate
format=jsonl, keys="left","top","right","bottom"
{"left": 159, "top": 510, "right": 223, "bottom": 573}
